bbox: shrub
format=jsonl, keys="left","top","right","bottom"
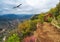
{"left": 57, "top": 15, "right": 60, "bottom": 23}
{"left": 5, "top": 33, "right": 20, "bottom": 42}
{"left": 47, "top": 17, "right": 53, "bottom": 22}
{"left": 38, "top": 14, "right": 44, "bottom": 23}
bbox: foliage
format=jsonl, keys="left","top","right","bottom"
{"left": 18, "top": 19, "right": 41, "bottom": 38}
{"left": 18, "top": 21, "right": 30, "bottom": 31}
{"left": 6, "top": 33, "right": 20, "bottom": 42}
{"left": 49, "top": 2, "right": 60, "bottom": 17}
{"left": 0, "top": 36, "right": 3, "bottom": 42}
{"left": 57, "top": 15, "right": 60, "bottom": 22}
{"left": 18, "top": 20, "right": 31, "bottom": 38}
{"left": 38, "top": 14, "right": 45, "bottom": 23}
{"left": 31, "top": 14, "right": 39, "bottom": 20}
{"left": 47, "top": 16, "right": 53, "bottom": 22}
{"left": 57, "top": 15, "right": 60, "bottom": 26}
{"left": 30, "top": 20, "right": 40, "bottom": 31}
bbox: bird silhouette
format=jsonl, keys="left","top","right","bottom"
{"left": 13, "top": 4, "right": 22, "bottom": 8}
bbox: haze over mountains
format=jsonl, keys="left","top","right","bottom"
{"left": 0, "top": 14, "right": 33, "bottom": 21}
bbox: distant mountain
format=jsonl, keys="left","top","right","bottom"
{"left": 0, "top": 14, "right": 33, "bottom": 21}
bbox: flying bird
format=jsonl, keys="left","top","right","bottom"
{"left": 13, "top": 4, "right": 22, "bottom": 8}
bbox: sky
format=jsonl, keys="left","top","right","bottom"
{"left": 0, "top": 0, "right": 59, "bottom": 15}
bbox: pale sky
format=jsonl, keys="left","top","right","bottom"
{"left": 0, "top": 0, "right": 59, "bottom": 15}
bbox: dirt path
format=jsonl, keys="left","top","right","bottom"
{"left": 35, "top": 22, "right": 60, "bottom": 42}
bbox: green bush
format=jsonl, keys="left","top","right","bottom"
{"left": 57, "top": 15, "right": 60, "bottom": 23}
{"left": 57, "top": 15, "right": 60, "bottom": 27}
{"left": 6, "top": 33, "right": 20, "bottom": 42}
{"left": 38, "top": 14, "right": 44, "bottom": 23}
{"left": 47, "top": 17, "right": 52, "bottom": 22}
